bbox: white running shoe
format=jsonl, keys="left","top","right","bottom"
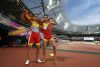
{"left": 25, "top": 60, "right": 30, "bottom": 64}
{"left": 34, "top": 59, "right": 42, "bottom": 63}
{"left": 49, "top": 53, "right": 54, "bottom": 57}
{"left": 41, "top": 59, "right": 46, "bottom": 63}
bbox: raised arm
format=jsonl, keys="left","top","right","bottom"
{"left": 21, "top": 9, "right": 31, "bottom": 22}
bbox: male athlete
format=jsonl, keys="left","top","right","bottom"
{"left": 21, "top": 9, "right": 41, "bottom": 64}
{"left": 40, "top": 14, "right": 57, "bottom": 63}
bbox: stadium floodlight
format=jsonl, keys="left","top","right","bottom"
{"left": 64, "top": 23, "right": 69, "bottom": 30}
{"left": 56, "top": 13, "right": 61, "bottom": 22}
{"left": 49, "top": 0, "right": 52, "bottom": 6}
{"left": 56, "top": 13, "right": 63, "bottom": 23}
{"left": 47, "top": 0, "right": 60, "bottom": 10}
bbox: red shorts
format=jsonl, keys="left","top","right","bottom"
{"left": 28, "top": 31, "right": 40, "bottom": 43}
{"left": 41, "top": 29, "right": 52, "bottom": 40}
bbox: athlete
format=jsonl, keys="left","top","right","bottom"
{"left": 21, "top": 9, "right": 41, "bottom": 64}
{"left": 40, "top": 14, "right": 57, "bottom": 63}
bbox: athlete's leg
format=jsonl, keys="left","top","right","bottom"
{"left": 33, "top": 43, "right": 42, "bottom": 63}
{"left": 49, "top": 37, "right": 56, "bottom": 57}
{"left": 25, "top": 32, "right": 34, "bottom": 64}
{"left": 25, "top": 43, "right": 33, "bottom": 64}
{"left": 35, "top": 43, "right": 40, "bottom": 60}
{"left": 42, "top": 39, "right": 48, "bottom": 62}
{"left": 33, "top": 32, "right": 42, "bottom": 63}
{"left": 49, "top": 37, "right": 57, "bottom": 63}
